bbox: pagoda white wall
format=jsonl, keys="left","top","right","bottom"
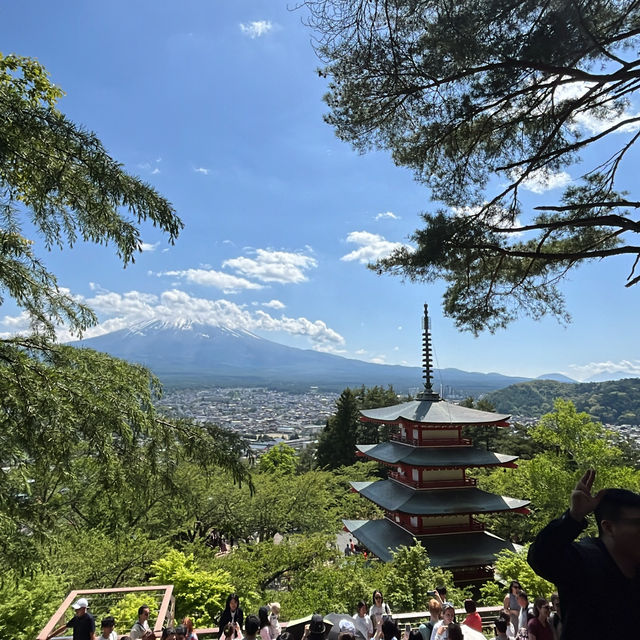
{"left": 421, "top": 429, "right": 458, "bottom": 440}
{"left": 421, "top": 469, "right": 462, "bottom": 481}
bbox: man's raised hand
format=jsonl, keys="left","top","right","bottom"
{"left": 570, "top": 469, "right": 605, "bottom": 521}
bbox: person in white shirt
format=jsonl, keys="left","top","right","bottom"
{"left": 130, "top": 605, "right": 154, "bottom": 640}
{"left": 98, "top": 617, "right": 117, "bottom": 640}
{"left": 353, "top": 601, "right": 374, "bottom": 640}
{"left": 430, "top": 603, "right": 455, "bottom": 640}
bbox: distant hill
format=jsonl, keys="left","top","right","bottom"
{"left": 484, "top": 378, "right": 640, "bottom": 425}
{"left": 69, "top": 319, "right": 530, "bottom": 395}
{"left": 535, "top": 373, "right": 578, "bottom": 383}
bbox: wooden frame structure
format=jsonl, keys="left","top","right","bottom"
{"left": 38, "top": 585, "right": 175, "bottom": 640}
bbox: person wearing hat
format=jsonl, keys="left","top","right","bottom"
{"left": 47, "top": 597, "right": 95, "bottom": 640}
{"left": 303, "top": 614, "right": 327, "bottom": 640}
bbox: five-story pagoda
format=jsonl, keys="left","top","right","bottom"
{"left": 344, "top": 304, "right": 530, "bottom": 582}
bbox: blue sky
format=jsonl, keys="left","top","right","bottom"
{"left": 1, "top": 1, "right": 639, "bottom": 382}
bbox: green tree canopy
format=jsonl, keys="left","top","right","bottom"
{"left": 304, "top": 1, "right": 640, "bottom": 332}
{"left": 258, "top": 442, "right": 298, "bottom": 475}
{"left": 0, "top": 52, "right": 253, "bottom": 568}
{"left": 478, "top": 399, "right": 640, "bottom": 541}
{"left": 0, "top": 52, "right": 181, "bottom": 337}
{"left": 316, "top": 385, "right": 399, "bottom": 469}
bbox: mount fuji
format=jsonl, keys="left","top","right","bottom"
{"left": 70, "top": 319, "right": 531, "bottom": 394}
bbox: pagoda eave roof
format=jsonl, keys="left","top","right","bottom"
{"left": 350, "top": 481, "right": 530, "bottom": 515}
{"left": 343, "top": 518, "right": 522, "bottom": 565}
{"left": 356, "top": 442, "right": 518, "bottom": 467}
{"left": 360, "top": 399, "right": 510, "bottom": 425}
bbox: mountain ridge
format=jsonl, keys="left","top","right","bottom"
{"left": 70, "top": 320, "right": 533, "bottom": 395}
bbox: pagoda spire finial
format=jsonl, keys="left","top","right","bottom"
{"left": 417, "top": 303, "right": 441, "bottom": 401}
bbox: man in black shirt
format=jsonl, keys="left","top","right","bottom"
{"left": 528, "top": 470, "right": 640, "bottom": 640}
{"left": 48, "top": 597, "right": 96, "bottom": 640}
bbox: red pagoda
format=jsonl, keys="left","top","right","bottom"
{"left": 344, "top": 304, "right": 530, "bottom": 582}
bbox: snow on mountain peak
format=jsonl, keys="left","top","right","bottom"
{"left": 124, "top": 318, "right": 259, "bottom": 340}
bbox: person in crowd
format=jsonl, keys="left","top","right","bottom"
{"left": 175, "top": 625, "right": 187, "bottom": 640}
{"left": 303, "top": 614, "right": 327, "bottom": 640}
{"left": 502, "top": 581, "right": 521, "bottom": 632}
{"left": 493, "top": 619, "right": 508, "bottom": 640}
{"left": 130, "top": 606, "right": 154, "bottom": 640}
{"left": 97, "top": 617, "right": 116, "bottom": 640}
{"left": 496, "top": 612, "right": 515, "bottom": 640}
{"left": 516, "top": 592, "right": 531, "bottom": 633}
{"left": 221, "top": 625, "right": 235, "bottom": 640}
{"left": 430, "top": 603, "right": 455, "bottom": 640}
{"left": 162, "top": 629, "right": 176, "bottom": 640}
{"left": 381, "top": 618, "right": 400, "bottom": 640}
{"left": 268, "top": 603, "right": 281, "bottom": 640}
{"left": 527, "top": 599, "right": 552, "bottom": 640}
{"left": 444, "top": 625, "right": 462, "bottom": 640}
{"left": 48, "top": 597, "right": 96, "bottom": 640}
{"left": 421, "top": 599, "right": 441, "bottom": 640}
{"left": 258, "top": 607, "right": 271, "bottom": 640}
{"left": 98, "top": 617, "right": 117, "bottom": 640}
{"left": 462, "top": 600, "right": 482, "bottom": 633}
{"left": 369, "top": 590, "right": 391, "bottom": 625}
{"left": 407, "top": 629, "right": 423, "bottom": 640}
{"left": 339, "top": 619, "right": 357, "bottom": 640}
{"left": 353, "top": 600, "right": 374, "bottom": 640}
{"left": 219, "top": 594, "right": 244, "bottom": 639}
{"left": 183, "top": 617, "right": 198, "bottom": 640}
{"left": 242, "top": 616, "right": 260, "bottom": 640}
{"left": 547, "top": 594, "right": 561, "bottom": 640}
{"left": 528, "top": 469, "right": 640, "bottom": 639}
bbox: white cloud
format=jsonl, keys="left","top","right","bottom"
{"left": 154, "top": 268, "right": 263, "bottom": 293}
{"left": 151, "top": 168, "right": 160, "bottom": 175}
{"left": 553, "top": 80, "right": 640, "bottom": 135}
{"left": 239, "top": 20, "right": 273, "bottom": 39}
{"left": 76, "top": 288, "right": 344, "bottom": 349}
{"left": 340, "top": 231, "right": 407, "bottom": 264}
{"left": 262, "top": 299, "right": 285, "bottom": 309}
{"left": 223, "top": 249, "right": 317, "bottom": 284}
{"left": 375, "top": 211, "right": 400, "bottom": 221}
{"left": 510, "top": 168, "right": 572, "bottom": 194}
{"left": 567, "top": 359, "right": 640, "bottom": 382}
{"left": 140, "top": 242, "right": 159, "bottom": 252}
{"left": 194, "top": 167, "right": 209, "bottom": 175}
{"left": 452, "top": 204, "right": 523, "bottom": 232}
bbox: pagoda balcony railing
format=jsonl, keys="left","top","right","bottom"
{"left": 387, "top": 517, "right": 485, "bottom": 536}
{"left": 390, "top": 433, "right": 471, "bottom": 446}
{"left": 388, "top": 472, "right": 477, "bottom": 489}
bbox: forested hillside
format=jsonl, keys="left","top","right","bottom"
{"left": 485, "top": 378, "right": 640, "bottom": 424}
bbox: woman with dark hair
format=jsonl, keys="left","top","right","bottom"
{"left": 527, "top": 599, "right": 553, "bottom": 640}
{"left": 369, "top": 590, "right": 391, "bottom": 625}
{"left": 218, "top": 594, "right": 244, "bottom": 639}
{"left": 430, "top": 603, "right": 455, "bottom": 640}
{"left": 503, "top": 581, "right": 521, "bottom": 632}
{"left": 259, "top": 607, "right": 271, "bottom": 640}
{"left": 444, "top": 625, "right": 462, "bottom": 640}
{"left": 353, "top": 601, "right": 374, "bottom": 640}
{"left": 381, "top": 618, "right": 399, "bottom": 640}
